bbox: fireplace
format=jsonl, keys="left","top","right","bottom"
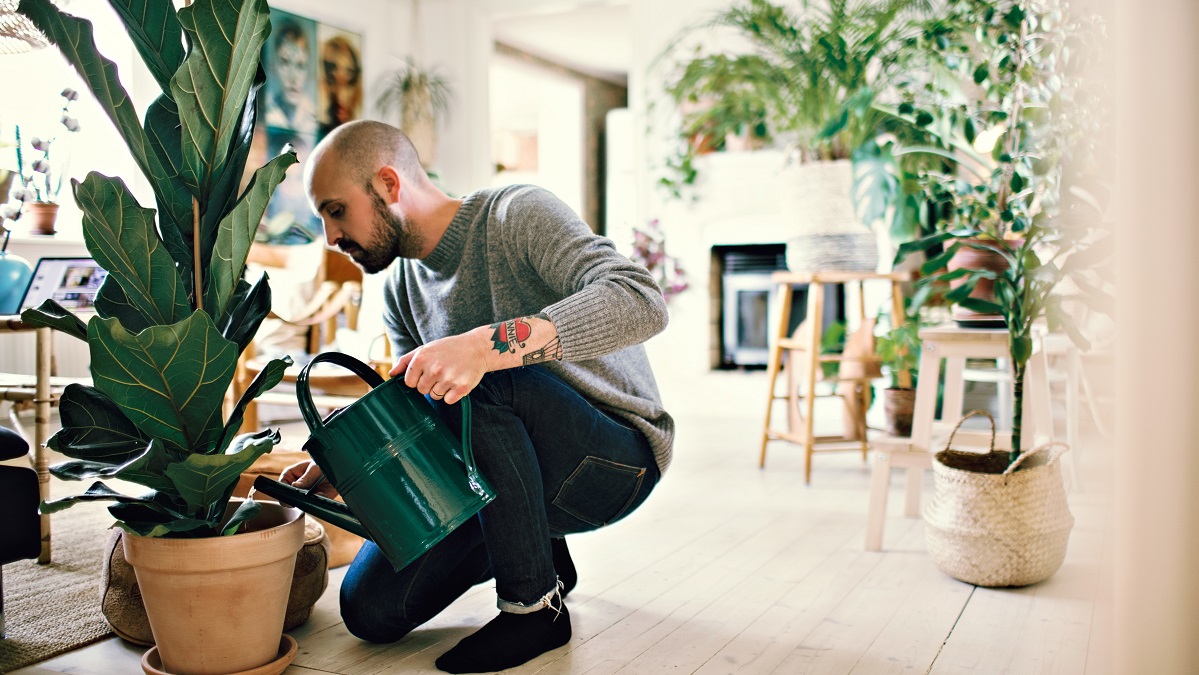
{"left": 713, "top": 244, "right": 844, "bottom": 369}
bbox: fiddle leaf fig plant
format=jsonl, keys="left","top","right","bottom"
{"left": 17, "top": 0, "right": 297, "bottom": 537}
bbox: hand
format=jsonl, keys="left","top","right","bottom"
{"left": 279, "top": 460, "right": 339, "bottom": 499}
{"left": 389, "top": 329, "right": 490, "bottom": 405}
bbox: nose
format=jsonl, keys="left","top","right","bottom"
{"left": 323, "top": 223, "right": 340, "bottom": 248}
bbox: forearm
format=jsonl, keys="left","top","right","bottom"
{"left": 391, "top": 313, "right": 562, "bottom": 405}
{"left": 480, "top": 313, "right": 562, "bottom": 371}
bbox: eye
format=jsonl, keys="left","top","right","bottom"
{"left": 328, "top": 205, "right": 344, "bottom": 218}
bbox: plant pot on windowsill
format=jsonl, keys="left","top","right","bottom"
{"left": 26, "top": 201, "right": 59, "bottom": 235}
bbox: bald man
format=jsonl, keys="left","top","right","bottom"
{"left": 286, "top": 120, "right": 673, "bottom": 673}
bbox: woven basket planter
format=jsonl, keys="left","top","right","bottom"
{"left": 923, "top": 411, "right": 1074, "bottom": 587}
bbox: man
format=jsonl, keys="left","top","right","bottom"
{"left": 284, "top": 120, "right": 674, "bottom": 673}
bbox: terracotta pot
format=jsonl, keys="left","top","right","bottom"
{"left": 884, "top": 387, "right": 916, "bottom": 437}
{"left": 26, "top": 202, "right": 58, "bottom": 235}
{"left": 945, "top": 238, "right": 1021, "bottom": 322}
{"left": 121, "top": 501, "right": 306, "bottom": 675}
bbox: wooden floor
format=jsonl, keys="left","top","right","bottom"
{"left": 14, "top": 369, "right": 1112, "bottom": 675}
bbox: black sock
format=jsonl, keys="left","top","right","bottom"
{"left": 434, "top": 593, "right": 571, "bottom": 673}
{"left": 551, "top": 537, "right": 577, "bottom": 597}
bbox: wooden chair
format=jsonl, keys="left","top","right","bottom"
{"left": 231, "top": 245, "right": 389, "bottom": 434}
{"left": 759, "top": 270, "right": 912, "bottom": 483}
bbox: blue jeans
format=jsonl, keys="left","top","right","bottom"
{"left": 340, "top": 365, "right": 660, "bottom": 643}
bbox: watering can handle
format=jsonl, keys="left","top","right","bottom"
{"left": 297, "top": 351, "right": 486, "bottom": 492}
{"left": 297, "top": 352, "right": 385, "bottom": 432}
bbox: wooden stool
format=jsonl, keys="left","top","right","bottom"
{"left": 863, "top": 324, "right": 1056, "bottom": 551}
{"left": 759, "top": 270, "right": 912, "bottom": 484}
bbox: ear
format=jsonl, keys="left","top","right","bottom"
{"left": 376, "top": 165, "right": 403, "bottom": 203}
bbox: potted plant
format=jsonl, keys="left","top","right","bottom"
{"left": 18, "top": 0, "right": 305, "bottom": 671}
{"left": 5, "top": 89, "right": 82, "bottom": 235}
{"left": 874, "top": 311, "right": 922, "bottom": 437}
{"left": 656, "top": 0, "right": 932, "bottom": 270}
{"left": 375, "top": 56, "right": 452, "bottom": 170}
{"left": 893, "top": 0, "right": 1111, "bottom": 587}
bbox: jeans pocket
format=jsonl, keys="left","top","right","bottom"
{"left": 551, "top": 456, "right": 646, "bottom": 529}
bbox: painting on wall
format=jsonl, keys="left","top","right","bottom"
{"left": 250, "top": 8, "right": 364, "bottom": 245}
{"left": 316, "top": 24, "right": 364, "bottom": 138}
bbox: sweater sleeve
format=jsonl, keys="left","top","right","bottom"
{"left": 499, "top": 187, "right": 668, "bottom": 361}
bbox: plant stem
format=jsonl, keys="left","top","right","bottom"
{"left": 192, "top": 197, "right": 202, "bottom": 313}
{"left": 1011, "top": 361, "right": 1025, "bottom": 466}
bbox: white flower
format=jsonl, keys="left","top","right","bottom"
{"left": 11, "top": 188, "right": 32, "bottom": 202}
{"left": 31, "top": 159, "right": 50, "bottom": 173}
{"left": 29, "top": 137, "right": 47, "bottom": 152}
{"left": 1, "top": 205, "right": 21, "bottom": 220}
{"left": 61, "top": 115, "right": 80, "bottom": 132}
{"left": 61, "top": 87, "right": 79, "bottom": 101}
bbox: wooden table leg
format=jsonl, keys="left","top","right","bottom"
{"left": 759, "top": 282, "right": 793, "bottom": 468}
{"left": 34, "top": 327, "right": 51, "bottom": 564}
{"left": 802, "top": 284, "right": 824, "bottom": 485}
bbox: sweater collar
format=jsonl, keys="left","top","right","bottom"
{"left": 419, "top": 190, "right": 484, "bottom": 272}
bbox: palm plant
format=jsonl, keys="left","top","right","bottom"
{"left": 656, "top": 0, "right": 937, "bottom": 208}
{"left": 17, "top": 0, "right": 297, "bottom": 536}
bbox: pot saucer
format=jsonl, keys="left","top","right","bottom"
{"left": 141, "top": 634, "right": 298, "bottom": 675}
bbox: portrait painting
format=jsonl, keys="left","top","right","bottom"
{"left": 262, "top": 9, "right": 318, "bottom": 136}
{"left": 316, "top": 24, "right": 364, "bottom": 139}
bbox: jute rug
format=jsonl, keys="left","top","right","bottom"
{"left": 0, "top": 499, "right": 115, "bottom": 673}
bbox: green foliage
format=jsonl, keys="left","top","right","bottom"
{"left": 875, "top": 312, "right": 922, "bottom": 389}
{"left": 17, "top": 0, "right": 296, "bottom": 537}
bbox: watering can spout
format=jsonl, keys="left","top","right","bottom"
{"left": 251, "top": 474, "right": 372, "bottom": 541}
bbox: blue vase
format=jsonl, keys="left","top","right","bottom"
{"left": 0, "top": 252, "right": 33, "bottom": 316}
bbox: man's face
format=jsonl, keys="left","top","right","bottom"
{"left": 308, "top": 158, "right": 423, "bottom": 274}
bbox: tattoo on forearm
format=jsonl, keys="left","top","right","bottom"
{"left": 490, "top": 317, "right": 531, "bottom": 354}
{"left": 523, "top": 336, "right": 563, "bottom": 365}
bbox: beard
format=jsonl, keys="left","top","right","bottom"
{"left": 337, "top": 185, "right": 424, "bottom": 274}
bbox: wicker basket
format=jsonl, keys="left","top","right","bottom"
{"left": 923, "top": 411, "right": 1074, "bottom": 587}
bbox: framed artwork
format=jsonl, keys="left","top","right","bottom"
{"left": 316, "top": 24, "right": 364, "bottom": 138}
{"left": 250, "top": 8, "right": 364, "bottom": 245}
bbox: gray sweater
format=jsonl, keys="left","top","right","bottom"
{"left": 381, "top": 185, "right": 674, "bottom": 473}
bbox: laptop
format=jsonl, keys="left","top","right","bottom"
{"left": 19, "top": 257, "right": 109, "bottom": 314}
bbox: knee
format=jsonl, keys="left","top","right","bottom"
{"left": 339, "top": 574, "right": 416, "bottom": 644}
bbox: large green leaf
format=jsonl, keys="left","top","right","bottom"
{"left": 75, "top": 173, "right": 190, "bottom": 326}
{"left": 207, "top": 150, "right": 297, "bottom": 319}
{"left": 216, "top": 275, "right": 271, "bottom": 354}
{"left": 201, "top": 65, "right": 267, "bottom": 270}
{"left": 143, "top": 94, "right": 196, "bottom": 272}
{"left": 50, "top": 438, "right": 176, "bottom": 494}
{"left": 171, "top": 0, "right": 271, "bottom": 197}
{"left": 19, "top": 300, "right": 87, "bottom": 341}
{"left": 165, "top": 428, "right": 279, "bottom": 513}
{"left": 41, "top": 479, "right": 152, "bottom": 514}
{"left": 107, "top": 490, "right": 213, "bottom": 537}
{"left": 212, "top": 355, "right": 291, "bottom": 455}
{"left": 221, "top": 498, "right": 262, "bottom": 536}
{"left": 46, "top": 383, "right": 149, "bottom": 462}
{"left": 94, "top": 276, "right": 152, "bottom": 334}
{"left": 102, "top": 0, "right": 186, "bottom": 93}
{"left": 851, "top": 137, "right": 899, "bottom": 229}
{"left": 17, "top": 0, "right": 191, "bottom": 234}
{"left": 88, "top": 311, "right": 238, "bottom": 453}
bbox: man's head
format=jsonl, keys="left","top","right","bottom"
{"left": 305, "top": 120, "right": 427, "bottom": 273}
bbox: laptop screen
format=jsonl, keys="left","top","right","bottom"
{"left": 20, "top": 257, "right": 109, "bottom": 313}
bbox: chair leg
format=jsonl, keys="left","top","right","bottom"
{"left": 865, "top": 449, "right": 892, "bottom": 551}
{"left": 1, "top": 564, "right": 6, "bottom": 639}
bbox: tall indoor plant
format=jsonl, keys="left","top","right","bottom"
{"left": 375, "top": 56, "right": 452, "bottom": 170}
{"left": 18, "top": 0, "right": 305, "bottom": 671}
{"left": 894, "top": 0, "right": 1110, "bottom": 588}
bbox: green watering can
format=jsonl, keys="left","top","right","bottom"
{"left": 253, "top": 352, "right": 496, "bottom": 571}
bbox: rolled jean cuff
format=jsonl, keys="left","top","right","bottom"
{"left": 497, "top": 580, "right": 562, "bottom": 614}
